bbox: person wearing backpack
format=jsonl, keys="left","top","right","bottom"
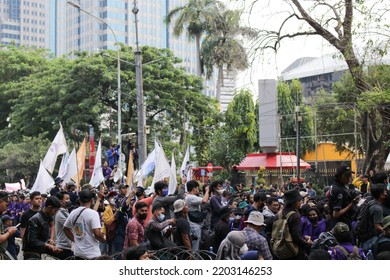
{"left": 272, "top": 189, "right": 312, "bottom": 259}
{"left": 359, "top": 184, "right": 387, "bottom": 250}
{"left": 373, "top": 215, "right": 390, "bottom": 259}
{"left": 328, "top": 222, "right": 366, "bottom": 260}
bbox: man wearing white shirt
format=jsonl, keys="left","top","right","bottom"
{"left": 64, "top": 189, "right": 106, "bottom": 259}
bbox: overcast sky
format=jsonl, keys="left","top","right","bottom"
{"left": 225, "top": 0, "right": 336, "bottom": 94}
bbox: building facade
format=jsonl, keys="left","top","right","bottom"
{"left": 0, "top": 0, "right": 51, "bottom": 49}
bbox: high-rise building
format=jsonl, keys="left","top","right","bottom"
{"left": 0, "top": 0, "right": 237, "bottom": 105}
{"left": 60, "top": 0, "right": 217, "bottom": 98}
{"left": 0, "top": 0, "right": 51, "bottom": 49}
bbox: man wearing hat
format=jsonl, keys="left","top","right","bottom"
{"left": 328, "top": 164, "right": 360, "bottom": 228}
{"left": 281, "top": 189, "right": 313, "bottom": 259}
{"left": 0, "top": 192, "right": 18, "bottom": 259}
{"left": 328, "top": 222, "right": 366, "bottom": 260}
{"left": 173, "top": 199, "right": 192, "bottom": 250}
{"left": 243, "top": 211, "right": 273, "bottom": 260}
{"left": 50, "top": 177, "right": 64, "bottom": 197}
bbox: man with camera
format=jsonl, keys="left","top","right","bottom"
{"left": 328, "top": 165, "right": 360, "bottom": 228}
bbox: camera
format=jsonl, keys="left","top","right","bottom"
{"left": 347, "top": 188, "right": 362, "bottom": 200}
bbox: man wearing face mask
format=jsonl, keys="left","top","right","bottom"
{"left": 210, "top": 180, "right": 225, "bottom": 229}
{"left": 54, "top": 191, "right": 73, "bottom": 259}
{"left": 185, "top": 180, "right": 210, "bottom": 250}
{"left": 101, "top": 191, "right": 117, "bottom": 255}
{"left": 145, "top": 205, "right": 176, "bottom": 250}
{"left": 152, "top": 181, "right": 185, "bottom": 220}
{"left": 124, "top": 201, "right": 149, "bottom": 250}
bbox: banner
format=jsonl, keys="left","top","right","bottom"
{"left": 89, "top": 127, "right": 95, "bottom": 178}
{"left": 62, "top": 148, "right": 78, "bottom": 184}
{"left": 31, "top": 161, "right": 54, "bottom": 193}
{"left": 151, "top": 142, "right": 172, "bottom": 188}
{"left": 42, "top": 123, "right": 68, "bottom": 174}
{"left": 168, "top": 153, "right": 177, "bottom": 195}
{"left": 126, "top": 149, "right": 135, "bottom": 188}
{"left": 89, "top": 138, "right": 104, "bottom": 188}
{"left": 72, "top": 138, "right": 86, "bottom": 186}
{"left": 179, "top": 146, "right": 190, "bottom": 178}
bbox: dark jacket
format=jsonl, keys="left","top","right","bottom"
{"left": 282, "top": 206, "right": 309, "bottom": 259}
{"left": 22, "top": 210, "right": 52, "bottom": 255}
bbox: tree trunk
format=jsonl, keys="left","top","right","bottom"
{"left": 195, "top": 35, "right": 202, "bottom": 77}
{"left": 216, "top": 65, "right": 223, "bottom": 102}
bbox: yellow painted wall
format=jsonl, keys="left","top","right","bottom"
{"left": 303, "top": 142, "right": 358, "bottom": 174}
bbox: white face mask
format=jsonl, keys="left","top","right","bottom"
{"left": 216, "top": 189, "right": 224, "bottom": 195}
{"left": 109, "top": 198, "right": 115, "bottom": 205}
{"left": 239, "top": 244, "right": 249, "bottom": 255}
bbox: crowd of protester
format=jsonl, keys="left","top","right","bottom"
{"left": 1, "top": 164, "right": 390, "bottom": 260}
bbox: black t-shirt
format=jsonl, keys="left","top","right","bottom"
{"left": 213, "top": 220, "right": 230, "bottom": 253}
{"left": 174, "top": 214, "right": 191, "bottom": 247}
{"left": 20, "top": 209, "right": 39, "bottom": 229}
{"left": 328, "top": 181, "right": 353, "bottom": 227}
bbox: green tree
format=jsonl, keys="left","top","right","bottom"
{"left": 244, "top": 0, "right": 390, "bottom": 171}
{"left": 165, "top": 0, "right": 223, "bottom": 76}
{"left": 2, "top": 45, "right": 220, "bottom": 170}
{"left": 201, "top": 8, "right": 255, "bottom": 101}
{"left": 0, "top": 135, "right": 50, "bottom": 184}
{"left": 210, "top": 89, "right": 257, "bottom": 168}
{"left": 278, "top": 80, "right": 314, "bottom": 154}
{"left": 0, "top": 45, "right": 49, "bottom": 137}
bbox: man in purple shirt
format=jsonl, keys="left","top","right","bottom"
{"left": 328, "top": 222, "right": 366, "bottom": 260}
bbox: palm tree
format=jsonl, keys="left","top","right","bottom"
{"left": 201, "top": 9, "right": 256, "bottom": 102}
{"left": 165, "top": 0, "right": 224, "bottom": 77}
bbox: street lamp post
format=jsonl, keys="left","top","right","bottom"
{"left": 132, "top": 0, "right": 147, "bottom": 166}
{"left": 67, "top": 1, "right": 122, "bottom": 176}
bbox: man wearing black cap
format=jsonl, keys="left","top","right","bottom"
{"left": 328, "top": 164, "right": 360, "bottom": 228}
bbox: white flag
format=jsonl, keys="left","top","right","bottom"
{"left": 140, "top": 140, "right": 159, "bottom": 178}
{"left": 151, "top": 143, "right": 172, "bottom": 188}
{"left": 31, "top": 161, "right": 54, "bottom": 193}
{"left": 168, "top": 152, "right": 177, "bottom": 195}
{"left": 62, "top": 148, "right": 78, "bottom": 184}
{"left": 89, "top": 138, "right": 104, "bottom": 187}
{"left": 42, "top": 124, "right": 68, "bottom": 173}
{"left": 179, "top": 146, "right": 190, "bottom": 178}
{"left": 58, "top": 149, "right": 69, "bottom": 178}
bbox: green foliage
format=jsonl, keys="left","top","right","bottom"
{"left": 0, "top": 135, "right": 50, "bottom": 183}
{"left": 278, "top": 80, "right": 314, "bottom": 153}
{"left": 256, "top": 167, "right": 266, "bottom": 186}
{"left": 0, "top": 45, "right": 220, "bottom": 179}
{"left": 210, "top": 89, "right": 257, "bottom": 168}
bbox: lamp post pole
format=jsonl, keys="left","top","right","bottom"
{"left": 67, "top": 1, "right": 122, "bottom": 176}
{"left": 132, "top": 0, "right": 147, "bottom": 166}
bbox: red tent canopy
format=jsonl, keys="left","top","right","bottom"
{"left": 234, "top": 153, "right": 311, "bottom": 170}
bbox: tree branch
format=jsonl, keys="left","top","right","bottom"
{"left": 291, "top": 0, "right": 341, "bottom": 48}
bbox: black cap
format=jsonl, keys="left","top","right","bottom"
{"left": 284, "top": 189, "right": 303, "bottom": 204}
{"left": 335, "top": 164, "right": 355, "bottom": 177}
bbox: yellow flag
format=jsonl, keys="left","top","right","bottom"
{"left": 126, "top": 150, "right": 134, "bottom": 188}
{"left": 72, "top": 138, "right": 86, "bottom": 187}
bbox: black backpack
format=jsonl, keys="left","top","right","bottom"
{"left": 354, "top": 199, "right": 374, "bottom": 243}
